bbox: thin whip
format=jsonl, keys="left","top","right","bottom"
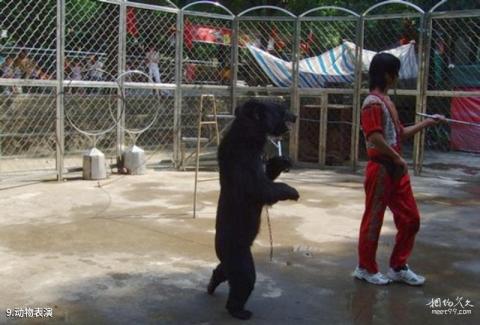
{"left": 417, "top": 113, "right": 480, "bottom": 128}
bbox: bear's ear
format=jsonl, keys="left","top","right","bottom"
{"left": 235, "top": 100, "right": 263, "bottom": 121}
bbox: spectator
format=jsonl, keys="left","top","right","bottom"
{"left": 28, "top": 65, "right": 40, "bottom": 79}
{"left": 433, "top": 32, "right": 453, "bottom": 89}
{"left": 2, "top": 56, "right": 23, "bottom": 94}
{"left": 71, "top": 59, "right": 82, "bottom": 81}
{"left": 1, "top": 56, "right": 15, "bottom": 78}
{"left": 399, "top": 19, "right": 417, "bottom": 46}
{"left": 146, "top": 46, "right": 161, "bottom": 83}
{"left": 14, "top": 50, "right": 42, "bottom": 79}
{"left": 14, "top": 50, "right": 28, "bottom": 77}
{"left": 184, "top": 18, "right": 194, "bottom": 51}
{"left": 88, "top": 55, "right": 104, "bottom": 81}
{"left": 1, "top": 56, "right": 18, "bottom": 94}
{"left": 168, "top": 25, "right": 176, "bottom": 50}
{"left": 267, "top": 37, "right": 274, "bottom": 53}
{"left": 66, "top": 58, "right": 83, "bottom": 94}
{"left": 64, "top": 57, "right": 72, "bottom": 79}
{"left": 37, "top": 67, "right": 50, "bottom": 80}
{"left": 252, "top": 34, "right": 262, "bottom": 48}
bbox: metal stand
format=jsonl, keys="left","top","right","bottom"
{"left": 83, "top": 136, "right": 107, "bottom": 180}
{"left": 122, "top": 143, "right": 146, "bottom": 175}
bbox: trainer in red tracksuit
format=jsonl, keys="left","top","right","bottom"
{"left": 358, "top": 91, "right": 420, "bottom": 274}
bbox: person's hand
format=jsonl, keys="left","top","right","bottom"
{"left": 426, "top": 114, "right": 447, "bottom": 126}
{"left": 393, "top": 155, "right": 408, "bottom": 175}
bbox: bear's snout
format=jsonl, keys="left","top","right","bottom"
{"left": 285, "top": 111, "right": 297, "bottom": 123}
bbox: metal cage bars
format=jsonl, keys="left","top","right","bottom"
{"left": 0, "top": 0, "right": 477, "bottom": 181}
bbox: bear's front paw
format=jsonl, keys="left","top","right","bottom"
{"left": 287, "top": 187, "right": 300, "bottom": 201}
{"left": 278, "top": 183, "right": 300, "bottom": 201}
{"left": 266, "top": 156, "right": 292, "bottom": 180}
{"left": 267, "top": 156, "right": 292, "bottom": 171}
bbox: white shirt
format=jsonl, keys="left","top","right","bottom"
{"left": 146, "top": 50, "right": 159, "bottom": 65}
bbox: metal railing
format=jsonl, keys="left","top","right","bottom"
{"left": 1, "top": 0, "right": 479, "bottom": 185}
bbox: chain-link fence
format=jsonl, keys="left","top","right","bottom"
{"left": 63, "top": 0, "right": 120, "bottom": 172}
{"left": 0, "top": 0, "right": 58, "bottom": 184}
{"left": 176, "top": 2, "right": 234, "bottom": 170}
{"left": 361, "top": 3, "right": 424, "bottom": 170}
{"left": 1, "top": 0, "right": 480, "bottom": 186}
{"left": 125, "top": 4, "right": 177, "bottom": 84}
{"left": 296, "top": 7, "right": 359, "bottom": 168}
{"left": 237, "top": 7, "right": 296, "bottom": 88}
{"left": 421, "top": 8, "right": 480, "bottom": 178}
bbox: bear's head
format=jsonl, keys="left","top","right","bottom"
{"left": 235, "top": 99, "right": 296, "bottom": 136}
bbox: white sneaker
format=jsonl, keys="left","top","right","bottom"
{"left": 387, "top": 265, "right": 426, "bottom": 286}
{"left": 353, "top": 266, "right": 391, "bottom": 285}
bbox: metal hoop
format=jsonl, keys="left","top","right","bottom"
{"left": 62, "top": 68, "right": 124, "bottom": 144}
{"left": 116, "top": 70, "right": 164, "bottom": 142}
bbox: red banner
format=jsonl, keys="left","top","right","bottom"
{"left": 127, "top": 7, "right": 139, "bottom": 37}
{"left": 184, "top": 20, "right": 231, "bottom": 50}
{"left": 451, "top": 88, "right": 480, "bottom": 153}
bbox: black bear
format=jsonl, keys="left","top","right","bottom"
{"left": 207, "top": 99, "right": 299, "bottom": 320}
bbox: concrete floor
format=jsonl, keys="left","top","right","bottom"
{"left": 0, "top": 169, "right": 479, "bottom": 324}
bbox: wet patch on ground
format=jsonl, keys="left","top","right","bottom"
{"left": 0, "top": 170, "right": 478, "bottom": 324}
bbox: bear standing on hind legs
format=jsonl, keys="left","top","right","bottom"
{"left": 207, "top": 99, "right": 299, "bottom": 320}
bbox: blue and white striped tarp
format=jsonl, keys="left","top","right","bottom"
{"left": 247, "top": 41, "right": 418, "bottom": 88}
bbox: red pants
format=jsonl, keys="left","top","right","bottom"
{"left": 358, "top": 161, "right": 420, "bottom": 273}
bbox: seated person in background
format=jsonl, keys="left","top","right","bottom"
{"left": 88, "top": 55, "right": 104, "bottom": 81}
{"left": 71, "top": 59, "right": 83, "bottom": 81}
{"left": 2, "top": 56, "right": 24, "bottom": 94}
{"left": 37, "top": 67, "right": 50, "bottom": 80}
{"left": 66, "top": 59, "right": 84, "bottom": 94}
{"left": 1, "top": 56, "right": 17, "bottom": 94}
{"left": 14, "top": 50, "right": 37, "bottom": 78}
{"left": 1, "top": 56, "right": 15, "bottom": 78}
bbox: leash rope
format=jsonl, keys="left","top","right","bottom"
{"left": 265, "top": 207, "right": 273, "bottom": 262}
{"left": 264, "top": 138, "right": 282, "bottom": 262}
